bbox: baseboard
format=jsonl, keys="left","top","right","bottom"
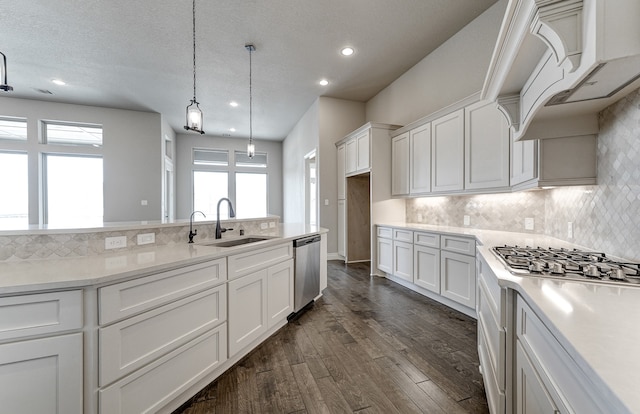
{"left": 328, "top": 252, "right": 343, "bottom": 261}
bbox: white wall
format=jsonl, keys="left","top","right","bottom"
{"left": 0, "top": 96, "right": 163, "bottom": 223}
{"left": 175, "top": 133, "right": 283, "bottom": 220}
{"left": 365, "top": 0, "right": 507, "bottom": 125}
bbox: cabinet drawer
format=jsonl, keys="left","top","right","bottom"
{"left": 393, "top": 229, "right": 413, "bottom": 242}
{"left": 477, "top": 283, "right": 505, "bottom": 389}
{"left": 99, "top": 258, "right": 226, "bottom": 325}
{"left": 477, "top": 255, "right": 506, "bottom": 327}
{"left": 478, "top": 325, "right": 506, "bottom": 414}
{"left": 0, "top": 290, "right": 82, "bottom": 341}
{"left": 100, "top": 324, "right": 227, "bottom": 414}
{"left": 99, "top": 285, "right": 226, "bottom": 386}
{"left": 377, "top": 226, "right": 393, "bottom": 239}
{"left": 228, "top": 242, "right": 292, "bottom": 280}
{"left": 414, "top": 231, "right": 440, "bottom": 248}
{"left": 516, "top": 296, "right": 611, "bottom": 414}
{"left": 441, "top": 235, "right": 475, "bottom": 256}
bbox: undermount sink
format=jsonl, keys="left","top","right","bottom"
{"left": 201, "top": 237, "right": 272, "bottom": 248}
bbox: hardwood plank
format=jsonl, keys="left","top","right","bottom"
{"left": 417, "top": 380, "right": 470, "bottom": 414}
{"left": 290, "top": 362, "right": 331, "bottom": 414}
{"left": 315, "top": 375, "right": 355, "bottom": 414}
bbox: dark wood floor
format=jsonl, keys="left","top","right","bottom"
{"left": 174, "top": 261, "right": 489, "bottom": 414}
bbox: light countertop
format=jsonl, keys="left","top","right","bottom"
{"left": 0, "top": 223, "right": 326, "bottom": 295}
{"left": 378, "top": 222, "right": 638, "bottom": 413}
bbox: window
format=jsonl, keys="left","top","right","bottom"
{"left": 236, "top": 172, "right": 267, "bottom": 218}
{"left": 43, "top": 121, "right": 103, "bottom": 146}
{"left": 44, "top": 154, "right": 103, "bottom": 227}
{"left": 0, "top": 117, "right": 27, "bottom": 141}
{"left": 192, "top": 149, "right": 268, "bottom": 219}
{"left": 193, "top": 171, "right": 229, "bottom": 219}
{"left": 0, "top": 152, "right": 28, "bottom": 228}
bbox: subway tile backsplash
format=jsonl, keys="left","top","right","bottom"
{"left": 407, "top": 87, "right": 640, "bottom": 262}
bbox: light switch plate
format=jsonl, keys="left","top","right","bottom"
{"left": 463, "top": 215, "right": 470, "bottom": 226}
{"left": 260, "top": 222, "right": 268, "bottom": 230}
{"left": 137, "top": 233, "right": 155, "bottom": 245}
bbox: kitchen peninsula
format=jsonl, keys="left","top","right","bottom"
{"left": 0, "top": 219, "right": 327, "bottom": 414}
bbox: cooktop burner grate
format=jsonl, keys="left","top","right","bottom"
{"left": 492, "top": 245, "right": 640, "bottom": 285}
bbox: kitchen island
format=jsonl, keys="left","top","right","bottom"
{"left": 377, "top": 222, "right": 638, "bottom": 414}
{"left": 0, "top": 222, "right": 327, "bottom": 414}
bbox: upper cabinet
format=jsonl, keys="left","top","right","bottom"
{"left": 432, "top": 109, "right": 465, "bottom": 193}
{"left": 345, "top": 129, "right": 372, "bottom": 175}
{"left": 391, "top": 132, "right": 410, "bottom": 196}
{"left": 482, "top": 0, "right": 640, "bottom": 142}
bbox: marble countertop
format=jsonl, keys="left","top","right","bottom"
{"left": 378, "top": 222, "right": 638, "bottom": 412}
{"left": 0, "top": 223, "right": 326, "bottom": 295}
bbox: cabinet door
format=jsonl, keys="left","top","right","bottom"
{"left": 440, "top": 250, "right": 476, "bottom": 308}
{"left": 337, "top": 144, "right": 346, "bottom": 199}
{"left": 391, "top": 133, "right": 410, "bottom": 196}
{"left": 228, "top": 270, "right": 268, "bottom": 357}
{"left": 377, "top": 236, "right": 393, "bottom": 274}
{"left": 465, "top": 100, "right": 510, "bottom": 190}
{"left": 337, "top": 199, "right": 346, "bottom": 258}
{"left": 511, "top": 136, "right": 537, "bottom": 186}
{"left": 410, "top": 123, "right": 432, "bottom": 194}
{"left": 393, "top": 240, "right": 413, "bottom": 282}
{"left": 267, "top": 259, "right": 294, "bottom": 328}
{"left": 0, "top": 333, "right": 83, "bottom": 414}
{"left": 356, "top": 130, "right": 370, "bottom": 172}
{"left": 345, "top": 138, "right": 357, "bottom": 174}
{"left": 515, "top": 341, "right": 561, "bottom": 414}
{"left": 432, "top": 109, "right": 464, "bottom": 192}
{"left": 414, "top": 245, "right": 440, "bottom": 293}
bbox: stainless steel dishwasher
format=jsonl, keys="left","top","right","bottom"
{"left": 291, "top": 234, "right": 321, "bottom": 317}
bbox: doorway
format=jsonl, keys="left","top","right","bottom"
{"left": 304, "top": 150, "right": 317, "bottom": 227}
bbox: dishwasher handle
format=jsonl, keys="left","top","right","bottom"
{"left": 293, "top": 235, "right": 321, "bottom": 248}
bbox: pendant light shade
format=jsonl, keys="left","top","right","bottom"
{"left": 0, "top": 52, "right": 14, "bottom": 92}
{"left": 184, "top": 0, "right": 204, "bottom": 134}
{"left": 246, "top": 43, "right": 256, "bottom": 158}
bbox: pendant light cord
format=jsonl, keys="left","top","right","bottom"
{"left": 192, "top": 0, "right": 197, "bottom": 101}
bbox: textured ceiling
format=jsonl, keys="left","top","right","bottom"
{"left": 2, "top": 0, "right": 497, "bottom": 140}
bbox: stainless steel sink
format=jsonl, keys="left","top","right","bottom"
{"left": 201, "top": 236, "right": 272, "bottom": 248}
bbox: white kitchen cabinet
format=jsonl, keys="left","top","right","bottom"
{"left": 345, "top": 138, "right": 357, "bottom": 175}
{"left": 0, "top": 333, "right": 83, "bottom": 414}
{"left": 440, "top": 250, "right": 476, "bottom": 309}
{"left": 414, "top": 245, "right": 440, "bottom": 293}
{"left": 267, "top": 259, "right": 294, "bottom": 329}
{"left": 228, "top": 269, "right": 268, "bottom": 357}
{"left": 465, "top": 100, "right": 510, "bottom": 190}
{"left": 410, "top": 123, "right": 432, "bottom": 194}
{"left": 345, "top": 130, "right": 370, "bottom": 175}
{"left": 337, "top": 199, "right": 346, "bottom": 258}
{"left": 337, "top": 143, "right": 346, "bottom": 199}
{"left": 0, "top": 290, "right": 84, "bottom": 414}
{"left": 376, "top": 227, "right": 393, "bottom": 274}
{"left": 431, "top": 109, "right": 464, "bottom": 193}
{"left": 511, "top": 136, "right": 537, "bottom": 187}
{"left": 515, "top": 341, "right": 562, "bottom": 414}
{"left": 391, "top": 132, "right": 410, "bottom": 196}
{"left": 392, "top": 240, "right": 413, "bottom": 282}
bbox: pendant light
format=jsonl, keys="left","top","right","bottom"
{"left": 184, "top": 0, "right": 204, "bottom": 134}
{"left": 245, "top": 43, "right": 256, "bottom": 158}
{"left": 0, "top": 52, "right": 14, "bottom": 92}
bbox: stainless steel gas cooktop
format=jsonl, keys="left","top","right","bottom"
{"left": 492, "top": 245, "right": 640, "bottom": 286}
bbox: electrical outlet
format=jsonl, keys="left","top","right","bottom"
{"left": 105, "top": 236, "right": 127, "bottom": 250}
{"left": 417, "top": 213, "right": 423, "bottom": 222}
{"left": 568, "top": 222, "right": 573, "bottom": 238}
{"left": 260, "top": 222, "right": 268, "bottom": 230}
{"left": 141, "top": 200, "right": 148, "bottom": 206}
{"left": 137, "top": 232, "right": 155, "bottom": 245}
{"left": 524, "top": 218, "right": 534, "bottom": 231}
{"left": 324, "top": 199, "right": 329, "bottom": 206}
{"left": 463, "top": 215, "right": 470, "bottom": 226}
{"left": 269, "top": 221, "right": 276, "bottom": 228}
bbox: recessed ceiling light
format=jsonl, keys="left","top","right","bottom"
{"left": 229, "top": 128, "right": 236, "bottom": 132}
{"left": 52, "top": 79, "right": 66, "bottom": 86}
{"left": 340, "top": 47, "right": 354, "bottom": 56}
{"left": 319, "top": 79, "right": 329, "bottom": 86}
{"left": 229, "top": 101, "right": 238, "bottom": 107}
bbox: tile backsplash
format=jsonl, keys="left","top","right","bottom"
{"left": 408, "top": 87, "right": 640, "bottom": 261}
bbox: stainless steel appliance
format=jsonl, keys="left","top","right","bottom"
{"left": 291, "top": 235, "right": 321, "bottom": 317}
{"left": 492, "top": 245, "right": 640, "bottom": 286}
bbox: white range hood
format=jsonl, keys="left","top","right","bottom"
{"left": 482, "top": 0, "right": 640, "bottom": 141}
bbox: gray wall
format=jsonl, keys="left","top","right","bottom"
{"left": 0, "top": 96, "right": 163, "bottom": 223}
{"left": 175, "top": 133, "right": 283, "bottom": 220}
{"left": 282, "top": 97, "right": 365, "bottom": 254}
{"left": 365, "top": 0, "right": 507, "bottom": 124}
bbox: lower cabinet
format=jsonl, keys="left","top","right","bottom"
{"left": 0, "top": 333, "right": 83, "bottom": 414}
{"left": 229, "top": 258, "right": 294, "bottom": 357}
{"left": 392, "top": 240, "right": 413, "bottom": 282}
{"left": 515, "top": 341, "right": 562, "bottom": 414}
{"left": 338, "top": 199, "right": 346, "bottom": 258}
{"left": 376, "top": 235, "right": 393, "bottom": 274}
{"left": 414, "top": 245, "right": 440, "bottom": 292}
{"left": 440, "top": 250, "right": 476, "bottom": 309}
